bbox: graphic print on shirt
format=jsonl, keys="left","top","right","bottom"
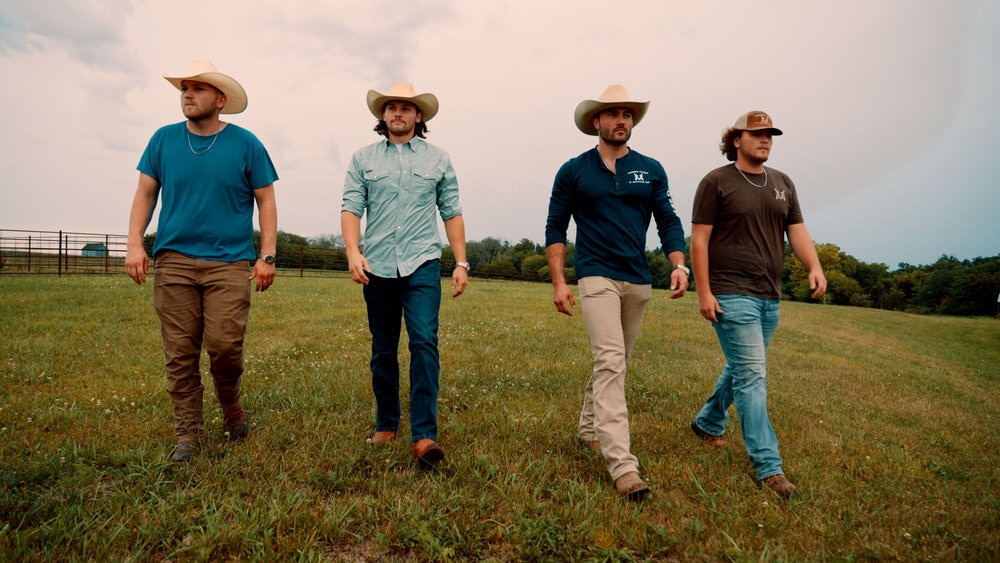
{"left": 774, "top": 188, "right": 788, "bottom": 202}
{"left": 625, "top": 170, "right": 650, "bottom": 185}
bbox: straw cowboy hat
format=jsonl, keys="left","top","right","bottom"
{"left": 574, "top": 84, "right": 649, "bottom": 136}
{"left": 163, "top": 59, "right": 248, "bottom": 114}
{"left": 366, "top": 83, "right": 439, "bottom": 122}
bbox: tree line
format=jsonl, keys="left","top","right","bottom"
{"left": 145, "top": 231, "right": 1000, "bottom": 317}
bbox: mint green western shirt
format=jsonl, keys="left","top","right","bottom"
{"left": 342, "top": 137, "right": 462, "bottom": 278}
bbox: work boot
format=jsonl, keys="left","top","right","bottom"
{"left": 171, "top": 432, "right": 203, "bottom": 463}
{"left": 615, "top": 471, "right": 650, "bottom": 502}
{"left": 759, "top": 474, "right": 798, "bottom": 498}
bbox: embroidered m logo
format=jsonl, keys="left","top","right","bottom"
{"left": 632, "top": 172, "right": 644, "bottom": 182}
{"left": 774, "top": 188, "right": 788, "bottom": 201}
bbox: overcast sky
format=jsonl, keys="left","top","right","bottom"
{"left": 1, "top": 0, "right": 997, "bottom": 267}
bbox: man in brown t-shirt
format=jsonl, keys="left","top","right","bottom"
{"left": 688, "top": 110, "right": 826, "bottom": 498}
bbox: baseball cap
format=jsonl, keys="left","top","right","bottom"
{"left": 733, "top": 110, "right": 783, "bottom": 135}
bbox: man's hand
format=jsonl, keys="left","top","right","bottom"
{"left": 346, "top": 251, "right": 370, "bottom": 285}
{"left": 552, "top": 282, "right": 577, "bottom": 316}
{"left": 668, "top": 268, "right": 689, "bottom": 299}
{"left": 124, "top": 247, "right": 149, "bottom": 285}
{"left": 698, "top": 292, "right": 723, "bottom": 323}
{"left": 249, "top": 260, "right": 275, "bottom": 292}
{"left": 451, "top": 266, "right": 468, "bottom": 297}
{"left": 809, "top": 270, "right": 828, "bottom": 299}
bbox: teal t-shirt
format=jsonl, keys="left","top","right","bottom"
{"left": 137, "top": 122, "right": 278, "bottom": 262}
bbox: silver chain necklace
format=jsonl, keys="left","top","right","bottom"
{"left": 598, "top": 147, "right": 625, "bottom": 173}
{"left": 186, "top": 122, "right": 222, "bottom": 155}
{"left": 734, "top": 162, "right": 767, "bottom": 188}
{"left": 600, "top": 153, "right": 615, "bottom": 172}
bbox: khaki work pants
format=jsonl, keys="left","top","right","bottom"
{"left": 576, "top": 276, "right": 652, "bottom": 480}
{"left": 153, "top": 252, "right": 251, "bottom": 442}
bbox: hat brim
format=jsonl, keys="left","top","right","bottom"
{"left": 366, "top": 90, "right": 439, "bottom": 122}
{"left": 743, "top": 126, "right": 783, "bottom": 135}
{"left": 574, "top": 100, "right": 649, "bottom": 136}
{"left": 164, "top": 72, "right": 248, "bottom": 114}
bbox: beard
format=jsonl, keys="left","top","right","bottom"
{"left": 387, "top": 119, "right": 415, "bottom": 137}
{"left": 739, "top": 144, "right": 770, "bottom": 165}
{"left": 183, "top": 103, "right": 218, "bottom": 123}
{"left": 598, "top": 125, "right": 631, "bottom": 147}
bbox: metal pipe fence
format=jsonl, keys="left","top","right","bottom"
{"left": 0, "top": 228, "right": 532, "bottom": 281}
{"left": 0, "top": 229, "right": 351, "bottom": 278}
{"left": 0, "top": 229, "right": 128, "bottom": 275}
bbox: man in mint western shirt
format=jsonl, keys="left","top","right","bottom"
{"left": 341, "top": 83, "right": 468, "bottom": 469}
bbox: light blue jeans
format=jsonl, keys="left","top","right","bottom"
{"left": 693, "top": 294, "right": 784, "bottom": 480}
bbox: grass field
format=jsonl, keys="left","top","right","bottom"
{"left": 1, "top": 274, "right": 998, "bottom": 561}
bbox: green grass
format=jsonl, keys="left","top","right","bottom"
{"left": 1, "top": 275, "right": 998, "bottom": 561}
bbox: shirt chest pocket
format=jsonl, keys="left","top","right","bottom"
{"left": 411, "top": 166, "right": 442, "bottom": 204}
{"left": 364, "top": 168, "right": 397, "bottom": 203}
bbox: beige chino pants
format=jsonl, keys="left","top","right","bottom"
{"left": 153, "top": 252, "right": 252, "bottom": 442}
{"left": 576, "top": 276, "right": 651, "bottom": 480}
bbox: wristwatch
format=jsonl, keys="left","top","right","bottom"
{"left": 455, "top": 261, "right": 470, "bottom": 271}
{"left": 672, "top": 264, "right": 690, "bottom": 275}
{"left": 259, "top": 254, "right": 276, "bottom": 265}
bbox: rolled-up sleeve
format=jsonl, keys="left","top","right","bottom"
{"left": 341, "top": 152, "right": 368, "bottom": 218}
{"left": 436, "top": 158, "right": 462, "bottom": 221}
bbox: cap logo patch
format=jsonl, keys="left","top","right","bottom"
{"left": 747, "top": 112, "right": 772, "bottom": 128}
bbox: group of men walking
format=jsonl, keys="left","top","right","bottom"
{"left": 125, "top": 60, "right": 826, "bottom": 501}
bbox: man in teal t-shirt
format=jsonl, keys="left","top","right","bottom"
{"left": 125, "top": 60, "right": 279, "bottom": 463}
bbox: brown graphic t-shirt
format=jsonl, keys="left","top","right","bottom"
{"left": 692, "top": 164, "right": 804, "bottom": 300}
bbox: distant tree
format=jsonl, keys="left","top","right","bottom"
{"left": 883, "top": 287, "right": 909, "bottom": 312}
{"left": 537, "top": 265, "right": 552, "bottom": 282}
{"left": 888, "top": 265, "right": 925, "bottom": 312}
{"left": 486, "top": 257, "right": 516, "bottom": 280}
{"left": 441, "top": 246, "right": 457, "bottom": 274}
{"left": 507, "top": 238, "right": 542, "bottom": 271}
{"left": 915, "top": 255, "right": 1000, "bottom": 315}
{"left": 647, "top": 251, "right": 671, "bottom": 289}
{"left": 563, "top": 242, "right": 576, "bottom": 269}
{"left": 467, "top": 237, "right": 505, "bottom": 270}
{"left": 812, "top": 270, "right": 863, "bottom": 305}
{"left": 853, "top": 261, "right": 891, "bottom": 308}
{"left": 310, "top": 233, "right": 344, "bottom": 249}
{"left": 564, "top": 267, "right": 576, "bottom": 284}
{"left": 520, "top": 254, "right": 548, "bottom": 281}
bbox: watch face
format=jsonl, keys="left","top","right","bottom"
{"left": 264, "top": 255, "right": 275, "bottom": 264}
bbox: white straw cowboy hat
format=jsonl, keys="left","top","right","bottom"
{"left": 366, "top": 83, "right": 439, "bottom": 122}
{"left": 163, "top": 59, "right": 248, "bottom": 114}
{"left": 574, "top": 84, "right": 649, "bottom": 136}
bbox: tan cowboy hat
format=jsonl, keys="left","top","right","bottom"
{"left": 366, "top": 83, "right": 439, "bottom": 122}
{"left": 574, "top": 84, "right": 649, "bottom": 136}
{"left": 163, "top": 59, "right": 248, "bottom": 114}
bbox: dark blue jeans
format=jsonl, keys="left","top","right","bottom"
{"left": 362, "top": 259, "right": 441, "bottom": 442}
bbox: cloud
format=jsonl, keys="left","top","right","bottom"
{"left": 0, "top": 0, "right": 138, "bottom": 72}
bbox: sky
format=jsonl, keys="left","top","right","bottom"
{"left": 1, "top": 0, "right": 998, "bottom": 268}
